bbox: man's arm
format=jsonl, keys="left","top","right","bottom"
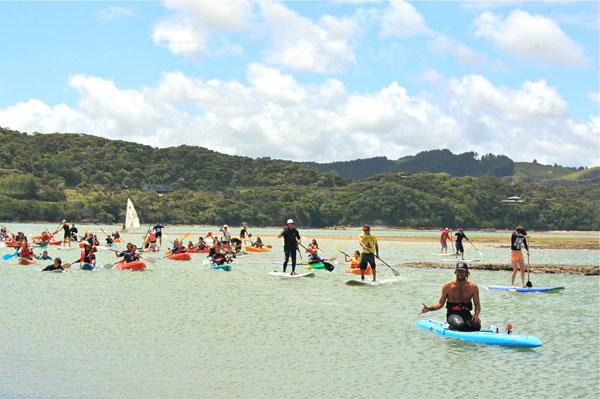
{"left": 277, "top": 229, "right": 284, "bottom": 239}
{"left": 421, "top": 285, "right": 448, "bottom": 314}
{"left": 472, "top": 285, "right": 481, "bottom": 322}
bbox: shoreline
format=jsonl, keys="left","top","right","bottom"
{"left": 402, "top": 262, "right": 599, "bottom": 276}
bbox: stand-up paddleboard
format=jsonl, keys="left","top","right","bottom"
{"left": 269, "top": 271, "right": 315, "bottom": 278}
{"left": 345, "top": 278, "right": 399, "bottom": 287}
{"left": 433, "top": 253, "right": 459, "bottom": 257}
{"left": 485, "top": 285, "right": 565, "bottom": 293}
{"left": 441, "top": 258, "right": 481, "bottom": 262}
{"left": 416, "top": 319, "right": 542, "bottom": 348}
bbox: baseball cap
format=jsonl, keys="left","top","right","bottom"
{"left": 287, "top": 219, "right": 294, "bottom": 224}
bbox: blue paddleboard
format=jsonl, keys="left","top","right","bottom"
{"left": 416, "top": 319, "right": 542, "bottom": 348}
{"left": 485, "top": 285, "right": 564, "bottom": 293}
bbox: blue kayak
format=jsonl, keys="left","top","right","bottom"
{"left": 211, "top": 264, "right": 231, "bottom": 271}
{"left": 416, "top": 320, "right": 542, "bottom": 348}
{"left": 80, "top": 263, "right": 97, "bottom": 271}
{"left": 485, "top": 285, "right": 564, "bottom": 293}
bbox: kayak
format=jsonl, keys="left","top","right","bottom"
{"left": 18, "top": 257, "right": 36, "bottom": 265}
{"left": 187, "top": 248, "right": 210, "bottom": 253}
{"left": 211, "top": 264, "right": 232, "bottom": 271}
{"left": 485, "top": 285, "right": 565, "bottom": 293}
{"left": 4, "top": 241, "right": 19, "bottom": 247}
{"left": 116, "top": 261, "right": 147, "bottom": 271}
{"left": 114, "top": 238, "right": 122, "bottom": 243}
{"left": 269, "top": 271, "right": 315, "bottom": 278}
{"left": 344, "top": 267, "right": 372, "bottom": 275}
{"left": 416, "top": 319, "right": 543, "bottom": 348}
{"left": 48, "top": 241, "right": 62, "bottom": 246}
{"left": 168, "top": 252, "right": 191, "bottom": 261}
{"left": 307, "top": 262, "right": 325, "bottom": 269}
{"left": 245, "top": 246, "right": 270, "bottom": 253}
{"left": 80, "top": 263, "right": 97, "bottom": 271}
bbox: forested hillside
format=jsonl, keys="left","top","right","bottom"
{"left": 0, "top": 128, "right": 598, "bottom": 230}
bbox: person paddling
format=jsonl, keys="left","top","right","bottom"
{"left": 37, "top": 250, "right": 52, "bottom": 260}
{"left": 359, "top": 225, "right": 378, "bottom": 282}
{"left": 152, "top": 223, "right": 165, "bottom": 246}
{"left": 60, "top": 220, "right": 71, "bottom": 247}
{"left": 454, "top": 228, "right": 470, "bottom": 260}
{"left": 345, "top": 250, "right": 361, "bottom": 268}
{"left": 420, "top": 262, "right": 481, "bottom": 332}
{"left": 240, "top": 224, "right": 249, "bottom": 247}
{"left": 277, "top": 219, "right": 301, "bottom": 275}
{"left": 440, "top": 227, "right": 453, "bottom": 254}
{"left": 510, "top": 226, "right": 530, "bottom": 288}
{"left": 42, "top": 258, "right": 64, "bottom": 272}
{"left": 80, "top": 242, "right": 97, "bottom": 266}
{"left": 116, "top": 243, "right": 139, "bottom": 263}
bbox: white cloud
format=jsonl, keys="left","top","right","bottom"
{"left": 260, "top": 1, "right": 359, "bottom": 73}
{"left": 152, "top": 0, "right": 252, "bottom": 60}
{"left": 420, "top": 68, "right": 442, "bottom": 83}
{"left": 474, "top": 9, "right": 587, "bottom": 66}
{"left": 0, "top": 67, "right": 597, "bottom": 166}
{"left": 380, "top": 0, "right": 430, "bottom": 38}
{"left": 153, "top": 17, "right": 206, "bottom": 59}
{"left": 588, "top": 91, "right": 600, "bottom": 106}
{"left": 97, "top": 5, "right": 135, "bottom": 20}
{"left": 427, "top": 34, "right": 484, "bottom": 66}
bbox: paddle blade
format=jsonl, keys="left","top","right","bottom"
{"left": 526, "top": 281, "right": 533, "bottom": 288}
{"left": 104, "top": 263, "right": 116, "bottom": 269}
{"left": 266, "top": 245, "right": 272, "bottom": 249}
{"left": 323, "top": 262, "right": 335, "bottom": 272}
{"left": 223, "top": 265, "right": 232, "bottom": 272}
{"left": 3, "top": 252, "right": 17, "bottom": 261}
{"left": 63, "top": 263, "right": 72, "bottom": 269}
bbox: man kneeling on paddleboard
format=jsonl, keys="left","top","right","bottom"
{"left": 420, "top": 263, "right": 481, "bottom": 332}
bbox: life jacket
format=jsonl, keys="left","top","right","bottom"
{"left": 148, "top": 232, "right": 156, "bottom": 242}
{"left": 20, "top": 246, "right": 32, "bottom": 257}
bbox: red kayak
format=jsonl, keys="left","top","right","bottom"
{"left": 168, "top": 252, "right": 192, "bottom": 261}
{"left": 116, "top": 261, "right": 147, "bottom": 271}
{"left": 186, "top": 248, "right": 209, "bottom": 253}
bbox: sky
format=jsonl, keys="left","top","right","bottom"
{"left": 0, "top": 0, "right": 598, "bottom": 166}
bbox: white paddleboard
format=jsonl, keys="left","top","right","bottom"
{"left": 269, "top": 272, "right": 315, "bottom": 278}
{"left": 441, "top": 258, "right": 481, "bottom": 262}
{"left": 433, "top": 253, "right": 459, "bottom": 257}
{"left": 345, "top": 278, "right": 399, "bottom": 286}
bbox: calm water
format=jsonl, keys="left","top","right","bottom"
{"left": 0, "top": 224, "right": 598, "bottom": 398}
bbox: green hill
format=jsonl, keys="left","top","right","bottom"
{"left": 0, "top": 128, "right": 598, "bottom": 230}
{"left": 513, "top": 162, "right": 577, "bottom": 180}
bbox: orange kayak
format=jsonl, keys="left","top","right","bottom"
{"left": 116, "top": 261, "right": 147, "bottom": 271}
{"left": 344, "top": 266, "right": 372, "bottom": 275}
{"left": 19, "top": 257, "right": 36, "bottom": 265}
{"left": 245, "top": 246, "right": 270, "bottom": 253}
{"left": 168, "top": 252, "right": 191, "bottom": 261}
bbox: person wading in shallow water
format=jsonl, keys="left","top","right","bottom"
{"left": 420, "top": 262, "right": 481, "bottom": 332}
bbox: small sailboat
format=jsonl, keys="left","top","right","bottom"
{"left": 123, "top": 198, "right": 140, "bottom": 231}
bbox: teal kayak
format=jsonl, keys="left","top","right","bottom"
{"left": 211, "top": 264, "right": 231, "bottom": 271}
{"left": 307, "top": 262, "right": 325, "bottom": 269}
{"left": 416, "top": 319, "right": 542, "bottom": 348}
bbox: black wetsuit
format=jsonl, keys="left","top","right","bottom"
{"left": 455, "top": 231, "right": 467, "bottom": 254}
{"left": 119, "top": 250, "right": 137, "bottom": 263}
{"left": 281, "top": 227, "right": 300, "bottom": 273}
{"left": 62, "top": 224, "right": 70, "bottom": 240}
{"left": 446, "top": 300, "right": 481, "bottom": 332}
{"left": 511, "top": 232, "right": 529, "bottom": 251}
{"left": 70, "top": 226, "right": 78, "bottom": 241}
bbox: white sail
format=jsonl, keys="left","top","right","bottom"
{"left": 125, "top": 198, "right": 140, "bottom": 229}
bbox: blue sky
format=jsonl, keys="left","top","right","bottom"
{"left": 0, "top": 1, "right": 598, "bottom": 166}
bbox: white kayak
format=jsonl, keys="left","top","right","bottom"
{"left": 269, "top": 272, "right": 315, "bottom": 278}
{"left": 345, "top": 278, "right": 399, "bottom": 287}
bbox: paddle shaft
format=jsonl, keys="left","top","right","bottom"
{"left": 376, "top": 255, "right": 400, "bottom": 276}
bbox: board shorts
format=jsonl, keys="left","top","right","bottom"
{"left": 511, "top": 250, "right": 524, "bottom": 262}
{"left": 359, "top": 253, "right": 376, "bottom": 270}
{"left": 149, "top": 242, "right": 158, "bottom": 250}
{"left": 455, "top": 242, "right": 464, "bottom": 253}
{"left": 440, "top": 241, "right": 447, "bottom": 249}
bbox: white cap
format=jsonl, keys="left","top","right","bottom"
{"left": 287, "top": 219, "right": 294, "bottom": 224}
{"left": 223, "top": 224, "right": 228, "bottom": 229}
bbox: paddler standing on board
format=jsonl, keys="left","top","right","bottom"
{"left": 454, "top": 228, "right": 470, "bottom": 260}
{"left": 420, "top": 262, "right": 481, "bottom": 332}
{"left": 152, "top": 223, "right": 165, "bottom": 247}
{"left": 440, "top": 227, "right": 453, "bottom": 254}
{"left": 278, "top": 219, "right": 301, "bottom": 275}
{"left": 510, "top": 226, "right": 529, "bottom": 288}
{"left": 359, "top": 225, "right": 378, "bottom": 282}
